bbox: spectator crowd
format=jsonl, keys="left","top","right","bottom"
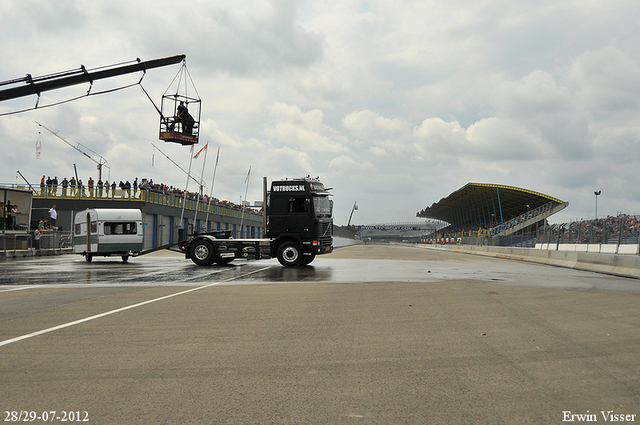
{"left": 543, "top": 214, "right": 640, "bottom": 244}
{"left": 430, "top": 213, "right": 640, "bottom": 246}
{"left": 37, "top": 175, "right": 262, "bottom": 216}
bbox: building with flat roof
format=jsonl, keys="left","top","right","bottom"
{"left": 28, "top": 186, "right": 264, "bottom": 249}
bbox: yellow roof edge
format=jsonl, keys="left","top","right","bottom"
{"left": 468, "top": 182, "right": 566, "bottom": 204}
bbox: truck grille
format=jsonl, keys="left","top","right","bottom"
{"left": 319, "top": 221, "right": 333, "bottom": 239}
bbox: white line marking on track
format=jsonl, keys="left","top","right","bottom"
{"left": 0, "top": 286, "right": 44, "bottom": 293}
{"left": 0, "top": 266, "right": 271, "bottom": 348}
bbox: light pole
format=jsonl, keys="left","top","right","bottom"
{"left": 594, "top": 190, "right": 601, "bottom": 219}
{"left": 347, "top": 201, "right": 358, "bottom": 228}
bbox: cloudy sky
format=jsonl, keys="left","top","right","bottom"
{"left": 1, "top": 0, "right": 639, "bottom": 225}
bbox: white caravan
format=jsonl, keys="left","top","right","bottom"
{"left": 73, "top": 209, "right": 143, "bottom": 262}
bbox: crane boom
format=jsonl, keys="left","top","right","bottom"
{"left": 0, "top": 55, "right": 185, "bottom": 102}
{"left": 36, "top": 121, "right": 110, "bottom": 181}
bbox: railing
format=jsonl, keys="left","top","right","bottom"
{"left": 140, "top": 189, "right": 261, "bottom": 221}
{"left": 489, "top": 201, "right": 563, "bottom": 236}
{"left": 425, "top": 214, "right": 640, "bottom": 253}
{"left": 1, "top": 230, "right": 71, "bottom": 253}
{"left": 35, "top": 230, "right": 72, "bottom": 250}
{"left": 0, "top": 233, "right": 33, "bottom": 253}
{"left": 12, "top": 184, "right": 264, "bottom": 222}
{"left": 538, "top": 215, "right": 640, "bottom": 246}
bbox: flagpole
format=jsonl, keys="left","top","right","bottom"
{"left": 179, "top": 145, "right": 195, "bottom": 239}
{"left": 150, "top": 142, "right": 203, "bottom": 186}
{"left": 193, "top": 143, "right": 208, "bottom": 232}
{"left": 239, "top": 166, "right": 251, "bottom": 238}
{"left": 204, "top": 147, "right": 220, "bottom": 226}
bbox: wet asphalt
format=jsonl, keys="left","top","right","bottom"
{"left": 1, "top": 244, "right": 639, "bottom": 424}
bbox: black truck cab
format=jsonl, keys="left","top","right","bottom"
{"left": 184, "top": 177, "right": 333, "bottom": 267}
{"left": 267, "top": 178, "right": 333, "bottom": 266}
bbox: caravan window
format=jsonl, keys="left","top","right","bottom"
{"left": 90, "top": 221, "right": 97, "bottom": 234}
{"left": 104, "top": 222, "right": 137, "bottom": 235}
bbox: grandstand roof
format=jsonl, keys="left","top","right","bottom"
{"left": 416, "top": 183, "right": 566, "bottom": 228}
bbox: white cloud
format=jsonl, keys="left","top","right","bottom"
{"left": 570, "top": 46, "right": 640, "bottom": 112}
{"left": 343, "top": 110, "right": 410, "bottom": 141}
{"left": 264, "top": 102, "right": 348, "bottom": 153}
{"left": 412, "top": 118, "right": 468, "bottom": 160}
{"left": 328, "top": 155, "right": 374, "bottom": 173}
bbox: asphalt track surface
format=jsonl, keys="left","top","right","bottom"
{"left": 1, "top": 244, "right": 639, "bottom": 424}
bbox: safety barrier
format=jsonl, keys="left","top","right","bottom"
{"left": 0, "top": 233, "right": 31, "bottom": 251}
{"left": 536, "top": 243, "right": 640, "bottom": 256}
{"left": 421, "top": 243, "right": 640, "bottom": 279}
{"left": 1, "top": 231, "right": 73, "bottom": 259}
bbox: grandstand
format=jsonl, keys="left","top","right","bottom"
{"left": 416, "top": 183, "right": 568, "bottom": 240}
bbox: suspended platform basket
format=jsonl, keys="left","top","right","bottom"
{"left": 159, "top": 62, "right": 201, "bottom": 146}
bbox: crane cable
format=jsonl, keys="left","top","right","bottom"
{"left": 163, "top": 61, "right": 201, "bottom": 100}
{"left": 138, "top": 82, "right": 169, "bottom": 126}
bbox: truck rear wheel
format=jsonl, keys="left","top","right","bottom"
{"left": 190, "top": 240, "right": 216, "bottom": 266}
{"left": 277, "top": 241, "right": 302, "bottom": 267}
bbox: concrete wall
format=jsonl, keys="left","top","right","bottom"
{"left": 421, "top": 244, "right": 640, "bottom": 279}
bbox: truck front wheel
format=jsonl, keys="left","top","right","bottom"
{"left": 216, "top": 257, "right": 234, "bottom": 265}
{"left": 277, "top": 242, "right": 302, "bottom": 267}
{"left": 190, "top": 240, "right": 216, "bottom": 266}
{"left": 300, "top": 253, "right": 316, "bottom": 266}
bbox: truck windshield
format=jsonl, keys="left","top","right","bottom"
{"left": 314, "top": 196, "right": 332, "bottom": 217}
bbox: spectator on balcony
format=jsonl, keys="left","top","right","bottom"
{"left": 48, "top": 205, "right": 57, "bottom": 228}
{"left": 88, "top": 177, "right": 95, "bottom": 198}
{"left": 61, "top": 177, "right": 69, "bottom": 197}
{"left": 11, "top": 203, "right": 19, "bottom": 229}
{"left": 69, "top": 177, "right": 77, "bottom": 197}
{"left": 5, "top": 200, "right": 14, "bottom": 230}
{"left": 133, "top": 177, "right": 138, "bottom": 198}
